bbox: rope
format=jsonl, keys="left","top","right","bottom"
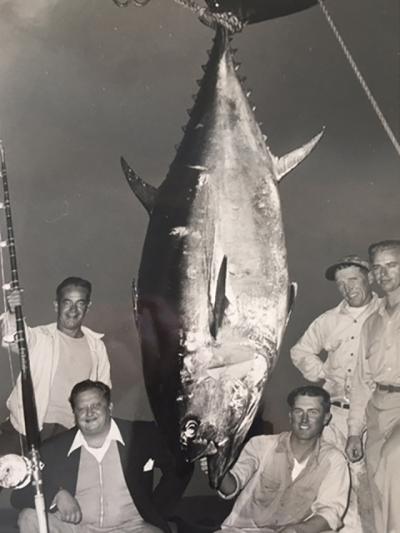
{"left": 0, "top": 222, "right": 24, "bottom": 456}
{"left": 318, "top": 0, "right": 400, "bottom": 158}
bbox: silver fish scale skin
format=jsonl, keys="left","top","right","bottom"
{"left": 129, "top": 26, "right": 321, "bottom": 489}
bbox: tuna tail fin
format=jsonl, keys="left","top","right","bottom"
{"left": 206, "top": 0, "right": 318, "bottom": 25}
{"left": 210, "top": 256, "right": 229, "bottom": 339}
{"left": 120, "top": 156, "right": 157, "bottom": 215}
{"left": 274, "top": 129, "right": 324, "bottom": 182}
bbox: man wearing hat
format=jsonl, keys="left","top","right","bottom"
{"left": 291, "top": 255, "right": 380, "bottom": 533}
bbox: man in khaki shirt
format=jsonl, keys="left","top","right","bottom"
{"left": 346, "top": 240, "right": 400, "bottom": 533}
{"left": 203, "top": 385, "right": 350, "bottom": 533}
{"left": 291, "top": 255, "right": 379, "bottom": 532}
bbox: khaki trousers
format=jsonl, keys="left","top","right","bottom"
{"left": 365, "top": 390, "right": 400, "bottom": 533}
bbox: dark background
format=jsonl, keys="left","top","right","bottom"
{"left": 0, "top": 0, "right": 398, "bottom": 495}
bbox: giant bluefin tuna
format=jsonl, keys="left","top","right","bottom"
{"left": 121, "top": 6, "right": 323, "bottom": 488}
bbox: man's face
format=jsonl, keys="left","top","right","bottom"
{"left": 289, "top": 395, "right": 330, "bottom": 442}
{"left": 371, "top": 248, "right": 400, "bottom": 294}
{"left": 73, "top": 388, "right": 112, "bottom": 437}
{"left": 55, "top": 285, "right": 90, "bottom": 333}
{"left": 334, "top": 266, "right": 372, "bottom": 307}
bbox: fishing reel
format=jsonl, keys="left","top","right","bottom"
{"left": 0, "top": 454, "right": 33, "bottom": 489}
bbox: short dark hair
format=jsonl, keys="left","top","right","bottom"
{"left": 56, "top": 277, "right": 92, "bottom": 302}
{"left": 368, "top": 240, "right": 400, "bottom": 262}
{"left": 69, "top": 380, "right": 111, "bottom": 410}
{"left": 287, "top": 386, "right": 331, "bottom": 413}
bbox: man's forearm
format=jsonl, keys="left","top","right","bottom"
{"left": 279, "top": 515, "right": 330, "bottom": 533}
{"left": 292, "top": 515, "right": 330, "bottom": 533}
{"left": 290, "top": 345, "right": 325, "bottom": 383}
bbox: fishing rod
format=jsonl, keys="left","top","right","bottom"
{"left": 0, "top": 141, "right": 48, "bottom": 533}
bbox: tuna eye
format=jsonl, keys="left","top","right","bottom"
{"left": 183, "top": 420, "right": 198, "bottom": 438}
{"left": 180, "top": 419, "right": 199, "bottom": 446}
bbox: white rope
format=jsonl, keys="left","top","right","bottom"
{"left": 318, "top": 0, "right": 400, "bottom": 158}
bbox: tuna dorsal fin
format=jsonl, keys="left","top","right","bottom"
{"left": 210, "top": 256, "right": 229, "bottom": 339}
{"left": 274, "top": 129, "right": 324, "bottom": 182}
{"left": 120, "top": 156, "right": 157, "bottom": 215}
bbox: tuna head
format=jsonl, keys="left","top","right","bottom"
{"left": 121, "top": 26, "right": 323, "bottom": 488}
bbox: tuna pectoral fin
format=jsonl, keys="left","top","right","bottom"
{"left": 286, "top": 282, "right": 298, "bottom": 326}
{"left": 120, "top": 156, "right": 157, "bottom": 215}
{"left": 132, "top": 278, "right": 139, "bottom": 326}
{"left": 274, "top": 129, "right": 324, "bottom": 182}
{"left": 210, "top": 256, "right": 229, "bottom": 339}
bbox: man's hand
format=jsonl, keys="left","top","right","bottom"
{"left": 6, "top": 289, "right": 23, "bottom": 314}
{"left": 53, "top": 489, "right": 82, "bottom": 524}
{"left": 345, "top": 435, "right": 364, "bottom": 462}
{"left": 199, "top": 457, "right": 208, "bottom": 476}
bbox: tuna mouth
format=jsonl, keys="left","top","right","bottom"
{"left": 179, "top": 418, "right": 217, "bottom": 461}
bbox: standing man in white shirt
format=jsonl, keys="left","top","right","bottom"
{"left": 291, "top": 255, "right": 380, "bottom": 532}
{"left": 0, "top": 277, "right": 111, "bottom": 456}
{"left": 346, "top": 240, "right": 400, "bottom": 533}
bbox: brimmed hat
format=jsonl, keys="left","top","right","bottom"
{"left": 325, "top": 255, "right": 370, "bottom": 281}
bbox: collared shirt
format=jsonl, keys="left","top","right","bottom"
{"left": 68, "top": 419, "right": 125, "bottom": 462}
{"left": 67, "top": 420, "right": 144, "bottom": 531}
{"left": 291, "top": 294, "right": 380, "bottom": 402}
{"left": 1, "top": 315, "right": 111, "bottom": 434}
{"left": 221, "top": 432, "right": 349, "bottom": 532}
{"left": 348, "top": 300, "right": 400, "bottom": 436}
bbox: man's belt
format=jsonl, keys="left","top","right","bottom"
{"left": 331, "top": 401, "right": 350, "bottom": 410}
{"left": 377, "top": 383, "right": 400, "bottom": 393}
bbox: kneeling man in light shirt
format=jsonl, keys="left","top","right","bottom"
{"left": 203, "top": 386, "right": 350, "bottom": 533}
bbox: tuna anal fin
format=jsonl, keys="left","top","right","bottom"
{"left": 274, "top": 129, "right": 324, "bottom": 182}
{"left": 210, "top": 256, "right": 229, "bottom": 339}
{"left": 120, "top": 156, "right": 157, "bottom": 215}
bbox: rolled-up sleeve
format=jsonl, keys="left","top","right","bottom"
{"left": 311, "top": 450, "right": 350, "bottom": 531}
{"left": 290, "top": 316, "right": 327, "bottom": 382}
{"left": 230, "top": 438, "right": 263, "bottom": 491}
{"left": 1, "top": 311, "right": 17, "bottom": 345}
{"left": 220, "top": 436, "right": 276, "bottom": 500}
{"left": 1, "top": 312, "right": 34, "bottom": 350}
